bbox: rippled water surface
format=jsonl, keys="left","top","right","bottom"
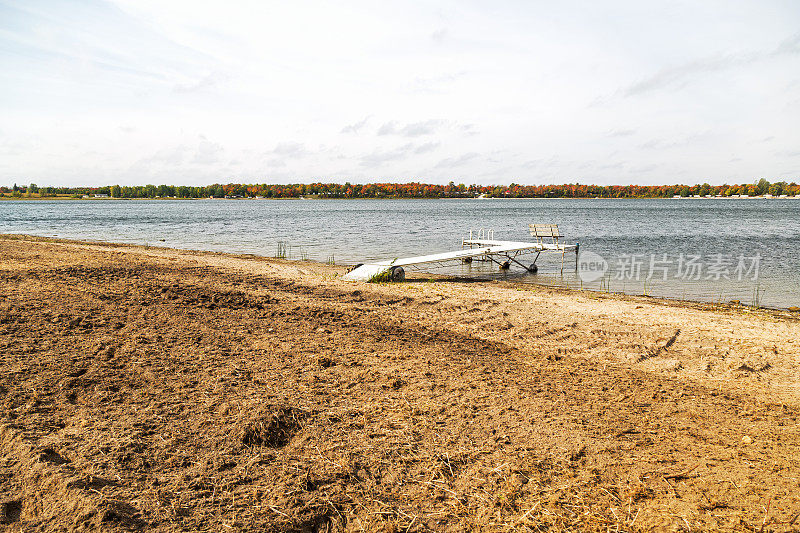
{"left": 2, "top": 198, "right": 799, "bottom": 309}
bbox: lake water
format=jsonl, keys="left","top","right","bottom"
{"left": 1, "top": 198, "right": 799, "bottom": 309}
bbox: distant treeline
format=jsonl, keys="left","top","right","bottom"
{"left": 3, "top": 179, "right": 799, "bottom": 199}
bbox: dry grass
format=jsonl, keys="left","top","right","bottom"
{"left": 1, "top": 236, "right": 800, "bottom": 531}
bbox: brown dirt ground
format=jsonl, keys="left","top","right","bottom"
{"left": 1, "top": 234, "right": 800, "bottom": 532}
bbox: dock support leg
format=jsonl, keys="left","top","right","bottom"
{"left": 507, "top": 256, "right": 534, "bottom": 272}
{"left": 529, "top": 251, "right": 540, "bottom": 273}
{"left": 487, "top": 256, "right": 510, "bottom": 270}
{"left": 575, "top": 243, "right": 580, "bottom": 272}
{"left": 560, "top": 251, "right": 565, "bottom": 274}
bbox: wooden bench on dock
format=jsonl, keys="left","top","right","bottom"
{"left": 529, "top": 224, "right": 563, "bottom": 246}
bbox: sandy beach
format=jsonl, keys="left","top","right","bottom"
{"left": 2, "top": 234, "right": 800, "bottom": 531}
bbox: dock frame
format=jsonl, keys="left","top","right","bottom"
{"left": 342, "top": 225, "right": 579, "bottom": 281}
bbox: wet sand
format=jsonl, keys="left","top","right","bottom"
{"left": 1, "top": 234, "right": 800, "bottom": 531}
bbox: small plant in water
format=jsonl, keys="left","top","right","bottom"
{"left": 751, "top": 284, "right": 763, "bottom": 308}
{"left": 598, "top": 275, "right": 609, "bottom": 293}
{"left": 276, "top": 241, "right": 287, "bottom": 259}
{"left": 715, "top": 289, "right": 725, "bottom": 305}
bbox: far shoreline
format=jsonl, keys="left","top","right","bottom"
{"left": 2, "top": 195, "right": 799, "bottom": 201}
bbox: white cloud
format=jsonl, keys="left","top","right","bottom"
{"left": 377, "top": 120, "right": 446, "bottom": 137}
{"left": 192, "top": 137, "right": 223, "bottom": 164}
{"left": 624, "top": 34, "right": 800, "bottom": 97}
{"left": 435, "top": 152, "right": 479, "bottom": 169}
{"left": 173, "top": 70, "right": 230, "bottom": 93}
{"left": 0, "top": 0, "right": 798, "bottom": 186}
{"left": 271, "top": 142, "right": 307, "bottom": 157}
{"left": 414, "top": 142, "right": 440, "bottom": 154}
{"left": 341, "top": 116, "right": 371, "bottom": 134}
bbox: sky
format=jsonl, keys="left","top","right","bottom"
{"left": 0, "top": 0, "right": 799, "bottom": 187}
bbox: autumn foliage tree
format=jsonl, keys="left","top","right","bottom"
{"left": 4, "top": 180, "right": 798, "bottom": 199}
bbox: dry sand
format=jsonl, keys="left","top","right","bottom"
{"left": 1, "top": 234, "right": 800, "bottom": 531}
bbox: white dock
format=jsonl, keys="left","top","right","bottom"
{"left": 342, "top": 225, "right": 579, "bottom": 281}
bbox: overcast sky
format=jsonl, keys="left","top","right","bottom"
{"left": 1, "top": 0, "right": 799, "bottom": 186}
